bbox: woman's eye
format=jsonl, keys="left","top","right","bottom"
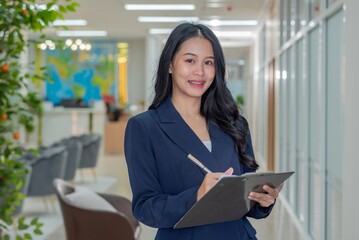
{"left": 186, "top": 59, "right": 195, "bottom": 64}
{"left": 205, "top": 60, "right": 214, "bottom": 65}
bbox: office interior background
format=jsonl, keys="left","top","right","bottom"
{"left": 2, "top": 0, "right": 359, "bottom": 239}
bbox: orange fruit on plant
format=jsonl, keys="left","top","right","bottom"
{"left": 21, "top": 9, "right": 28, "bottom": 16}
{"left": 13, "top": 132, "right": 20, "bottom": 140}
{"left": 1, "top": 64, "right": 9, "bottom": 72}
{"left": 1, "top": 113, "right": 7, "bottom": 120}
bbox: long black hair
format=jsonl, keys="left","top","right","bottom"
{"left": 149, "top": 22, "right": 258, "bottom": 170}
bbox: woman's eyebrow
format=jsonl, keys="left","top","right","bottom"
{"left": 183, "top": 52, "right": 215, "bottom": 59}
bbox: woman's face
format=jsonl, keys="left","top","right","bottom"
{"left": 169, "top": 37, "right": 215, "bottom": 100}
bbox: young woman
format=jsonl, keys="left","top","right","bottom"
{"left": 124, "top": 22, "right": 281, "bottom": 240}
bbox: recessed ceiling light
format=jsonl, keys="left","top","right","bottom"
{"left": 213, "top": 31, "right": 253, "bottom": 38}
{"left": 138, "top": 16, "right": 199, "bottom": 23}
{"left": 220, "top": 41, "right": 252, "bottom": 48}
{"left": 206, "top": 3, "right": 225, "bottom": 8}
{"left": 53, "top": 19, "right": 88, "bottom": 26}
{"left": 149, "top": 28, "right": 173, "bottom": 35}
{"left": 57, "top": 31, "right": 108, "bottom": 37}
{"left": 200, "top": 20, "right": 258, "bottom": 26}
{"left": 125, "top": 4, "right": 195, "bottom": 10}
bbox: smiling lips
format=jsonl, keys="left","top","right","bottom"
{"left": 188, "top": 80, "right": 205, "bottom": 87}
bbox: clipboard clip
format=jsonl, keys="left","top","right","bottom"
{"left": 242, "top": 172, "right": 273, "bottom": 177}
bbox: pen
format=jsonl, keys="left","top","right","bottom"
{"left": 187, "top": 154, "right": 212, "bottom": 174}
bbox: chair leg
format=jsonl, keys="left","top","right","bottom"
{"left": 42, "top": 197, "right": 50, "bottom": 212}
{"left": 91, "top": 168, "right": 97, "bottom": 182}
{"left": 80, "top": 169, "right": 85, "bottom": 180}
{"left": 77, "top": 168, "right": 97, "bottom": 182}
{"left": 69, "top": 180, "right": 75, "bottom": 186}
{"left": 49, "top": 195, "right": 57, "bottom": 213}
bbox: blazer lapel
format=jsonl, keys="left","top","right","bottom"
{"left": 155, "top": 98, "right": 235, "bottom": 172}
{"left": 156, "top": 98, "right": 208, "bottom": 158}
{"left": 209, "top": 123, "right": 240, "bottom": 172}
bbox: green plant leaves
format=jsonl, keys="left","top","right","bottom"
{"left": 1, "top": 0, "right": 79, "bottom": 238}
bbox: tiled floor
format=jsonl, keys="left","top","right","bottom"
{"left": 42, "top": 152, "right": 307, "bottom": 240}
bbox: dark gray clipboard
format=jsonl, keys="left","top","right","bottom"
{"left": 174, "top": 171, "right": 294, "bottom": 229}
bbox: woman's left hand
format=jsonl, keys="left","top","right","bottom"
{"left": 248, "top": 183, "right": 283, "bottom": 207}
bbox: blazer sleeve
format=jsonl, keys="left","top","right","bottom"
{"left": 242, "top": 125, "right": 275, "bottom": 219}
{"left": 124, "top": 116, "right": 198, "bottom": 228}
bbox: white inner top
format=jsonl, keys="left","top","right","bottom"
{"left": 202, "top": 140, "right": 212, "bottom": 152}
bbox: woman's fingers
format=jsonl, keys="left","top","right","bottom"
{"left": 248, "top": 184, "right": 284, "bottom": 207}
{"left": 224, "top": 167, "right": 234, "bottom": 175}
{"left": 197, "top": 173, "right": 221, "bottom": 200}
{"left": 248, "top": 191, "right": 275, "bottom": 207}
{"left": 197, "top": 168, "right": 234, "bottom": 201}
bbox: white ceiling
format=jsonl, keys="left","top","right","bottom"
{"left": 54, "top": 0, "right": 265, "bottom": 39}
{"left": 41, "top": 0, "right": 267, "bottom": 61}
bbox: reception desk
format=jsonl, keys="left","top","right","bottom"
{"left": 104, "top": 117, "right": 129, "bottom": 155}
{"left": 38, "top": 107, "right": 106, "bottom": 146}
{"left": 27, "top": 104, "right": 132, "bottom": 157}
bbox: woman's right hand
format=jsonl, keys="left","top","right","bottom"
{"left": 197, "top": 167, "right": 234, "bottom": 201}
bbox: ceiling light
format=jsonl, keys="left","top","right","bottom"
{"left": 200, "top": 20, "right": 258, "bottom": 26}
{"left": 56, "top": 31, "right": 108, "bottom": 37}
{"left": 125, "top": 4, "right": 195, "bottom": 10}
{"left": 75, "top": 39, "right": 82, "bottom": 45}
{"left": 53, "top": 19, "right": 88, "bottom": 26}
{"left": 206, "top": 0, "right": 226, "bottom": 8}
{"left": 220, "top": 41, "right": 252, "bottom": 48}
{"left": 138, "top": 16, "right": 199, "bottom": 23}
{"left": 85, "top": 44, "right": 92, "bottom": 51}
{"left": 38, "top": 43, "right": 47, "bottom": 50}
{"left": 79, "top": 44, "right": 86, "bottom": 50}
{"left": 213, "top": 31, "right": 253, "bottom": 38}
{"left": 149, "top": 28, "right": 173, "bottom": 34}
{"left": 65, "top": 39, "right": 73, "bottom": 46}
{"left": 206, "top": 3, "right": 225, "bottom": 8}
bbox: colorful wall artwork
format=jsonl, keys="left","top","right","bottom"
{"left": 45, "top": 41, "right": 117, "bottom": 106}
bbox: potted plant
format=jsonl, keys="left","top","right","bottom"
{"left": 0, "top": 0, "right": 78, "bottom": 239}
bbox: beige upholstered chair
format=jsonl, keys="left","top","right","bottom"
{"left": 53, "top": 178, "right": 141, "bottom": 240}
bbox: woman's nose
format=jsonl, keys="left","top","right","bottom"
{"left": 193, "top": 64, "right": 204, "bottom": 76}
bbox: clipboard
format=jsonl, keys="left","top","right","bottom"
{"left": 174, "top": 171, "right": 294, "bottom": 229}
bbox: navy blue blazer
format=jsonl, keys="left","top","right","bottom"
{"left": 124, "top": 97, "right": 273, "bottom": 240}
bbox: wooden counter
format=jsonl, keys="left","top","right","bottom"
{"left": 104, "top": 117, "right": 128, "bottom": 155}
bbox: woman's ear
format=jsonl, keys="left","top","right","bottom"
{"left": 169, "top": 64, "right": 173, "bottom": 74}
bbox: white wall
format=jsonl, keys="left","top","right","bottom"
{"left": 125, "top": 38, "right": 146, "bottom": 106}
{"left": 144, "top": 35, "right": 163, "bottom": 108}
{"left": 343, "top": 0, "right": 359, "bottom": 238}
